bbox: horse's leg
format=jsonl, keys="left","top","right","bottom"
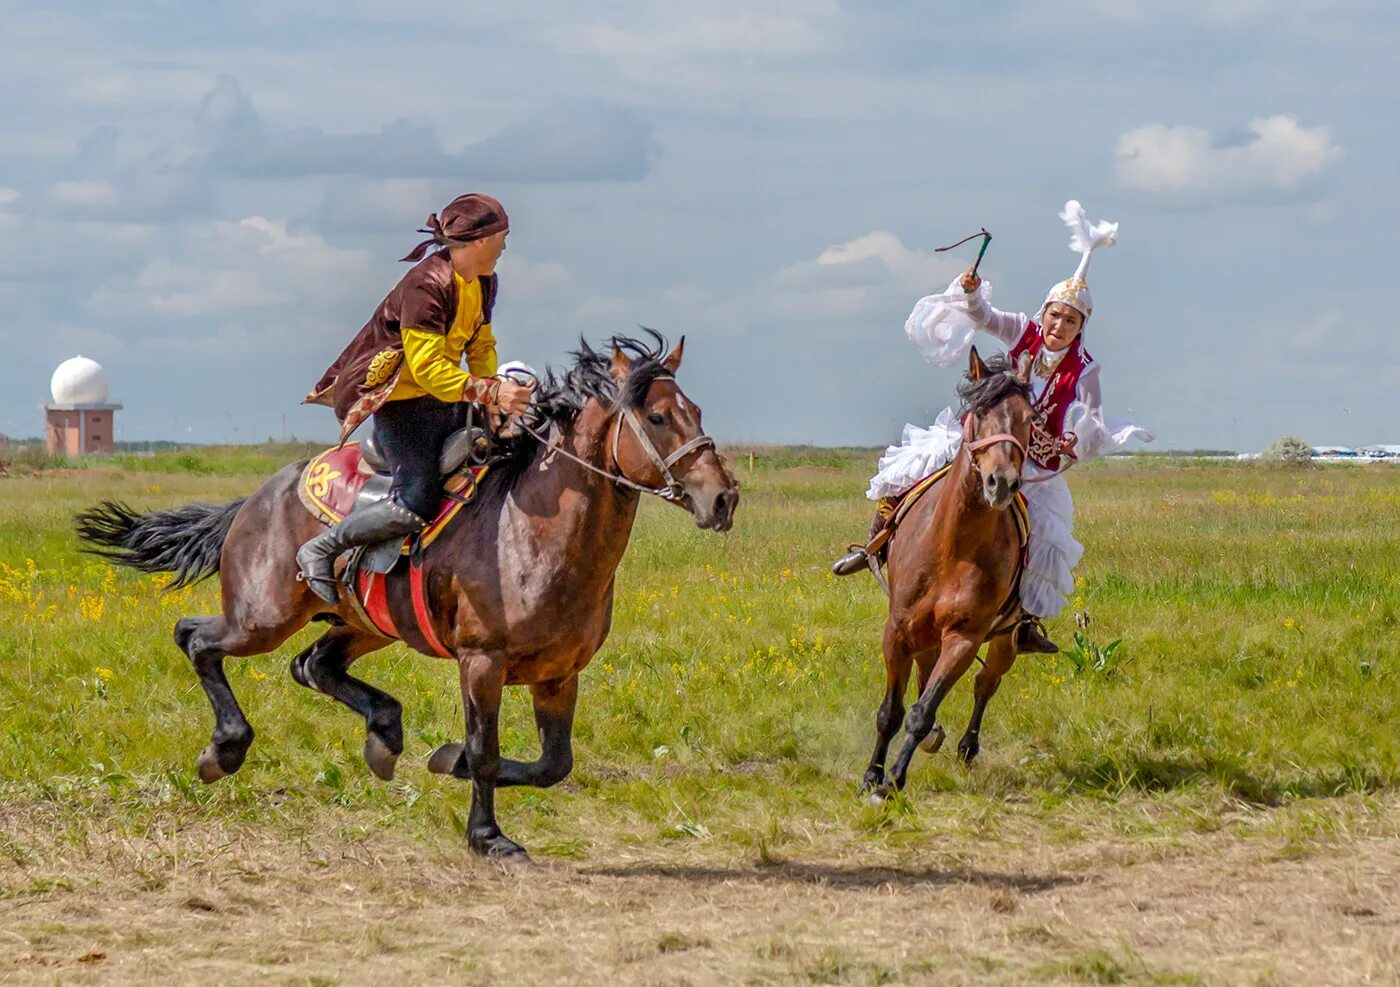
{"left": 912, "top": 649, "right": 947, "bottom": 755}
{"left": 862, "top": 622, "right": 914, "bottom": 793}
{"left": 432, "top": 674, "right": 579, "bottom": 789}
{"left": 175, "top": 614, "right": 300, "bottom": 783}
{"left": 289, "top": 626, "right": 400, "bottom": 780}
{"left": 455, "top": 653, "right": 525, "bottom": 859}
{"left": 957, "top": 634, "right": 1017, "bottom": 765}
{"left": 886, "top": 630, "right": 982, "bottom": 792}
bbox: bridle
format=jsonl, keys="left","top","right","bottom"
{"left": 964, "top": 426, "right": 1074, "bottom": 485}
{"left": 514, "top": 374, "right": 716, "bottom": 502}
{"left": 610, "top": 400, "right": 716, "bottom": 500}
{"left": 963, "top": 420, "right": 1030, "bottom": 481}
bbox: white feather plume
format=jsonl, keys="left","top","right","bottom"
{"left": 1060, "top": 199, "right": 1118, "bottom": 254}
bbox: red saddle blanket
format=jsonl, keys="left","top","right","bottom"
{"left": 297, "top": 442, "right": 488, "bottom": 551}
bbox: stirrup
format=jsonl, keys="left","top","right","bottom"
{"left": 1016, "top": 616, "right": 1059, "bottom": 654}
{"left": 296, "top": 567, "right": 343, "bottom": 605}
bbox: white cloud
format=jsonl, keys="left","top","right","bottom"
{"left": 1115, "top": 115, "right": 1343, "bottom": 195}
{"left": 51, "top": 180, "right": 120, "bottom": 208}
{"left": 0, "top": 187, "right": 19, "bottom": 231}
{"left": 764, "top": 231, "right": 962, "bottom": 321}
{"left": 560, "top": 5, "right": 833, "bottom": 61}
{"left": 88, "top": 217, "right": 371, "bottom": 319}
{"left": 191, "top": 76, "right": 654, "bottom": 183}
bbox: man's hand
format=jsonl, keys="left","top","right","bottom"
{"left": 495, "top": 379, "right": 534, "bottom": 416}
{"left": 960, "top": 266, "right": 982, "bottom": 294}
{"left": 1060, "top": 432, "right": 1079, "bottom": 458}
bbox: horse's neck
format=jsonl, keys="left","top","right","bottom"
{"left": 507, "top": 403, "right": 641, "bottom": 567}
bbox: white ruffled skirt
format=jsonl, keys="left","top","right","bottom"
{"left": 866, "top": 408, "right": 1079, "bottom": 619}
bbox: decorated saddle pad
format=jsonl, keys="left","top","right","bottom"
{"left": 297, "top": 442, "right": 488, "bottom": 552}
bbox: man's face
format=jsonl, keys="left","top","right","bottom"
{"left": 451, "top": 230, "right": 509, "bottom": 275}
{"left": 1042, "top": 302, "right": 1084, "bottom": 352}
{"left": 477, "top": 230, "right": 508, "bottom": 272}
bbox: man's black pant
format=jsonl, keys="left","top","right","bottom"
{"left": 371, "top": 396, "right": 463, "bottom": 521}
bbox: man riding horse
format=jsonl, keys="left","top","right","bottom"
{"left": 835, "top": 200, "right": 1154, "bottom": 652}
{"left": 298, "top": 193, "right": 534, "bottom": 604}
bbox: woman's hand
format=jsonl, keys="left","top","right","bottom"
{"left": 959, "top": 266, "right": 981, "bottom": 294}
{"left": 495, "top": 379, "right": 534, "bottom": 416}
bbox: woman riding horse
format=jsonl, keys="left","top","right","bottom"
{"left": 298, "top": 193, "right": 534, "bottom": 604}
{"left": 835, "top": 200, "right": 1154, "bottom": 652}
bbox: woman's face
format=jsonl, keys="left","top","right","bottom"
{"left": 1042, "top": 302, "right": 1084, "bottom": 351}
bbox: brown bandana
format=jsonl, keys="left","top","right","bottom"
{"left": 400, "top": 193, "right": 509, "bottom": 262}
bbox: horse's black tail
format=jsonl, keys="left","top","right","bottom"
{"left": 74, "top": 499, "right": 246, "bottom": 589}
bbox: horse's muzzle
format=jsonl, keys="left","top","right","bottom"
{"left": 692, "top": 486, "right": 738, "bottom": 532}
{"left": 982, "top": 472, "right": 1021, "bottom": 510}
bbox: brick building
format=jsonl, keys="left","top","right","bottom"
{"left": 43, "top": 356, "right": 122, "bottom": 456}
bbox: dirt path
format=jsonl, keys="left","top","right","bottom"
{"left": 2, "top": 804, "right": 1397, "bottom": 986}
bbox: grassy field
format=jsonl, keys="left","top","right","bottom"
{"left": 1, "top": 449, "right": 1398, "bottom": 985}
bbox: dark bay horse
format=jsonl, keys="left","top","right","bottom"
{"left": 77, "top": 334, "right": 738, "bottom": 858}
{"left": 863, "top": 347, "right": 1034, "bottom": 796}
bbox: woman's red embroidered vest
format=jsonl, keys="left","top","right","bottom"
{"left": 1008, "top": 322, "right": 1092, "bottom": 471}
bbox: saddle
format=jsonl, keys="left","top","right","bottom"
{"left": 296, "top": 429, "right": 493, "bottom": 660}
{"left": 297, "top": 428, "right": 490, "bottom": 571}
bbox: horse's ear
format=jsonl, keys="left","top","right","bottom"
{"left": 968, "top": 345, "right": 989, "bottom": 382}
{"left": 611, "top": 344, "right": 633, "bottom": 381}
{"left": 662, "top": 336, "right": 685, "bottom": 374}
{"left": 1014, "top": 351, "right": 1033, "bottom": 383}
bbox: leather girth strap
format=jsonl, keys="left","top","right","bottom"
{"left": 352, "top": 558, "right": 454, "bottom": 659}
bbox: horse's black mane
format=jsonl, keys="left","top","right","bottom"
{"left": 487, "top": 330, "right": 673, "bottom": 489}
{"left": 956, "top": 353, "right": 1033, "bottom": 417}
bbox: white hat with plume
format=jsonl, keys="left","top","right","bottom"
{"left": 1040, "top": 200, "right": 1117, "bottom": 322}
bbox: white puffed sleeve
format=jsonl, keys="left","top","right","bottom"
{"left": 904, "top": 279, "right": 1029, "bottom": 367}
{"left": 1061, "top": 364, "right": 1156, "bottom": 462}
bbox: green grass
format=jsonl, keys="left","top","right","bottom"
{"left": 0, "top": 449, "right": 1397, "bottom": 858}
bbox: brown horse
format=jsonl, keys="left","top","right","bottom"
{"left": 863, "top": 347, "right": 1034, "bottom": 796}
{"left": 76, "top": 334, "right": 739, "bottom": 859}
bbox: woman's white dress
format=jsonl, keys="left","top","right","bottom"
{"left": 867, "top": 279, "right": 1154, "bottom": 618}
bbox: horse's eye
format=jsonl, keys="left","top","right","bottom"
{"left": 647, "top": 412, "right": 666, "bottom": 426}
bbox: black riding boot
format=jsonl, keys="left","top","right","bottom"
{"left": 833, "top": 500, "right": 897, "bottom": 576}
{"left": 296, "top": 499, "right": 427, "bottom": 604}
{"left": 1016, "top": 614, "right": 1059, "bottom": 654}
{"left": 831, "top": 547, "right": 872, "bottom": 576}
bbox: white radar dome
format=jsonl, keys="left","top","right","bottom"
{"left": 51, "top": 356, "right": 110, "bottom": 405}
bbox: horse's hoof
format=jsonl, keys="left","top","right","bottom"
{"left": 473, "top": 833, "right": 530, "bottom": 863}
{"left": 864, "top": 791, "right": 886, "bottom": 807}
{"left": 364, "top": 733, "right": 398, "bottom": 781}
{"left": 196, "top": 746, "right": 229, "bottom": 785}
{"left": 428, "top": 742, "right": 464, "bottom": 776}
{"left": 957, "top": 737, "right": 979, "bottom": 765}
{"left": 918, "top": 724, "right": 947, "bottom": 754}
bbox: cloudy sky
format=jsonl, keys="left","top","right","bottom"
{"left": 2, "top": 1, "right": 1395, "bottom": 450}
